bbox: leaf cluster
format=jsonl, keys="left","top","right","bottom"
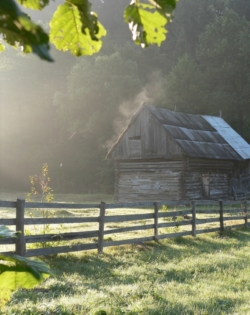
{"left": 124, "top": 0, "right": 176, "bottom": 47}
{"left": 0, "top": 0, "right": 178, "bottom": 61}
{"left": 0, "top": 0, "right": 51, "bottom": 60}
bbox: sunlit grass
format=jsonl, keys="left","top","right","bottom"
{"left": 1, "top": 193, "right": 249, "bottom": 314}
{"left": 2, "top": 229, "right": 250, "bottom": 314}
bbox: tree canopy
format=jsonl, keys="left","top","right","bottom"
{"left": 163, "top": 8, "right": 250, "bottom": 138}
{"left": 0, "top": 0, "right": 177, "bottom": 61}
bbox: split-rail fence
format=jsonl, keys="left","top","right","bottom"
{"left": 0, "top": 198, "right": 248, "bottom": 257}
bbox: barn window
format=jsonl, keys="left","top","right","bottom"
{"left": 202, "top": 173, "right": 210, "bottom": 198}
{"left": 129, "top": 136, "right": 141, "bottom": 157}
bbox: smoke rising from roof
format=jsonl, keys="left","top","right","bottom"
{"left": 105, "top": 71, "right": 164, "bottom": 151}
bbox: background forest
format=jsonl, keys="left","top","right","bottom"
{"left": 1, "top": 0, "right": 250, "bottom": 195}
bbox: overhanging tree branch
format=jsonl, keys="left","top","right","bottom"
{"left": 0, "top": 0, "right": 177, "bottom": 61}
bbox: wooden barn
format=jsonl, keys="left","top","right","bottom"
{"left": 107, "top": 104, "right": 250, "bottom": 202}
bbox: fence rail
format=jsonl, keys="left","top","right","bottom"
{"left": 0, "top": 198, "right": 248, "bottom": 257}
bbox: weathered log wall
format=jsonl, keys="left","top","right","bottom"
{"left": 188, "top": 158, "right": 234, "bottom": 172}
{"left": 115, "top": 160, "right": 184, "bottom": 202}
{"left": 183, "top": 172, "right": 230, "bottom": 200}
{"left": 182, "top": 158, "right": 233, "bottom": 200}
{"left": 115, "top": 158, "right": 233, "bottom": 202}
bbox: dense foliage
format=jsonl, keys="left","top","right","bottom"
{"left": 163, "top": 7, "right": 250, "bottom": 137}
{"left": 1, "top": 0, "right": 250, "bottom": 194}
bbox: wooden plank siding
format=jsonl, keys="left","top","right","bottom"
{"left": 110, "top": 107, "right": 183, "bottom": 160}
{"left": 114, "top": 157, "right": 233, "bottom": 202}
{"left": 183, "top": 157, "right": 232, "bottom": 200}
{"left": 115, "top": 160, "right": 185, "bottom": 202}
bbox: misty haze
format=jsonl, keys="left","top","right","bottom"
{"left": 1, "top": 0, "right": 249, "bottom": 199}
{"left": 2, "top": 1, "right": 250, "bottom": 315}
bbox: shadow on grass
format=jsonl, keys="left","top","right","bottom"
{"left": 6, "top": 228, "right": 250, "bottom": 315}
{"left": 42, "top": 227, "right": 250, "bottom": 277}
{"left": 157, "top": 228, "right": 249, "bottom": 257}
{"left": 35, "top": 228, "right": 246, "bottom": 277}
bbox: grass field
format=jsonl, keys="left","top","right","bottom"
{"left": 1, "top": 229, "right": 250, "bottom": 315}
{"left": 1, "top": 193, "right": 250, "bottom": 314}
{"left": 0, "top": 191, "right": 114, "bottom": 204}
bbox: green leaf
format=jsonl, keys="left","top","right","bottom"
{"left": 0, "top": 254, "right": 52, "bottom": 279}
{"left": 0, "top": 264, "right": 48, "bottom": 307}
{"left": 0, "top": 266, "right": 45, "bottom": 290}
{"left": 50, "top": 1, "right": 106, "bottom": 56}
{"left": 124, "top": 1, "right": 169, "bottom": 47}
{"left": 17, "top": 0, "right": 50, "bottom": 10}
{"left": 0, "top": 0, "right": 52, "bottom": 61}
{"left": 0, "top": 225, "right": 19, "bottom": 238}
{"left": 0, "top": 254, "right": 51, "bottom": 307}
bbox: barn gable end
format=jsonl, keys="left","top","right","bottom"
{"left": 108, "top": 106, "right": 183, "bottom": 160}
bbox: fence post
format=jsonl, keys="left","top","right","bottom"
{"left": 153, "top": 201, "right": 159, "bottom": 241}
{"left": 98, "top": 201, "right": 106, "bottom": 254}
{"left": 219, "top": 200, "right": 224, "bottom": 233}
{"left": 191, "top": 201, "right": 196, "bottom": 237}
{"left": 244, "top": 200, "right": 248, "bottom": 228}
{"left": 16, "top": 198, "right": 26, "bottom": 256}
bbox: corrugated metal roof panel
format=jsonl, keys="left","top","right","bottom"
{"left": 162, "top": 125, "right": 222, "bottom": 143}
{"left": 203, "top": 116, "right": 250, "bottom": 159}
{"left": 148, "top": 106, "right": 214, "bottom": 131}
{"left": 177, "top": 112, "right": 213, "bottom": 131}
{"left": 150, "top": 106, "right": 249, "bottom": 160}
{"left": 175, "top": 140, "right": 241, "bottom": 160}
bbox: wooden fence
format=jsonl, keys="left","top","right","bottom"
{"left": 0, "top": 198, "right": 248, "bottom": 257}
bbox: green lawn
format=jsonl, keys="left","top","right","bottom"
{"left": 1, "top": 193, "right": 250, "bottom": 314}
{"left": 2, "top": 228, "right": 250, "bottom": 315}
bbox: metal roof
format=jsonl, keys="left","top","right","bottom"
{"left": 107, "top": 104, "right": 250, "bottom": 161}
{"left": 203, "top": 116, "right": 250, "bottom": 159}
{"left": 147, "top": 105, "right": 250, "bottom": 161}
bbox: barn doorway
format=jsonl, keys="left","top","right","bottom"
{"left": 202, "top": 173, "right": 210, "bottom": 198}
